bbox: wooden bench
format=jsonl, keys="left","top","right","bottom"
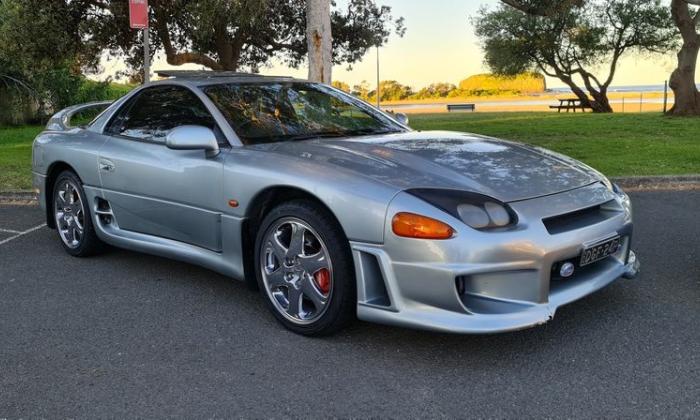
{"left": 447, "top": 103, "right": 476, "bottom": 112}
{"left": 550, "top": 98, "right": 591, "bottom": 113}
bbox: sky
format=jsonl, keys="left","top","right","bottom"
{"left": 101, "top": 0, "right": 682, "bottom": 89}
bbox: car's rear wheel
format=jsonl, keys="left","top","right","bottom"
{"left": 254, "top": 200, "right": 356, "bottom": 336}
{"left": 52, "top": 170, "right": 104, "bottom": 257}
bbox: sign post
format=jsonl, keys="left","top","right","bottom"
{"left": 129, "top": 0, "right": 149, "bottom": 83}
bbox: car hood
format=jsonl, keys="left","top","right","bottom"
{"left": 255, "top": 131, "right": 600, "bottom": 202}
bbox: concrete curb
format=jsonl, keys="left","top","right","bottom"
{"left": 1, "top": 175, "right": 698, "bottom": 205}
{"left": 610, "top": 175, "right": 700, "bottom": 191}
{"left": 0, "top": 191, "right": 39, "bottom": 205}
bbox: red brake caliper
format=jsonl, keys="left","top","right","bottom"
{"left": 313, "top": 268, "right": 331, "bottom": 295}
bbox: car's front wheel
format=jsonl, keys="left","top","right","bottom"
{"left": 254, "top": 200, "right": 356, "bottom": 336}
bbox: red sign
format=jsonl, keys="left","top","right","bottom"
{"left": 129, "top": 0, "right": 148, "bottom": 29}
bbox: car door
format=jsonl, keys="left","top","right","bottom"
{"left": 97, "top": 85, "right": 227, "bottom": 252}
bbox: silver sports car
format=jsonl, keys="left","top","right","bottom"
{"left": 32, "top": 71, "right": 640, "bottom": 335}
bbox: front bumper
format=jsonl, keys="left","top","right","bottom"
{"left": 352, "top": 183, "right": 639, "bottom": 333}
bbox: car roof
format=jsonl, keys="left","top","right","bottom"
{"left": 153, "top": 70, "right": 309, "bottom": 87}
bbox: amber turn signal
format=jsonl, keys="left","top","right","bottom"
{"left": 392, "top": 212, "right": 454, "bottom": 240}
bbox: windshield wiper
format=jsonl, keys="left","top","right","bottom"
{"left": 283, "top": 131, "right": 349, "bottom": 142}
{"left": 345, "top": 128, "right": 401, "bottom": 136}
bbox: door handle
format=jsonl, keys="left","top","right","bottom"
{"left": 99, "top": 159, "right": 115, "bottom": 172}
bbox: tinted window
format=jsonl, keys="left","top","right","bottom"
{"left": 203, "top": 82, "right": 404, "bottom": 145}
{"left": 107, "top": 86, "right": 221, "bottom": 143}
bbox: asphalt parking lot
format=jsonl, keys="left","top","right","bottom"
{"left": 1, "top": 191, "right": 698, "bottom": 418}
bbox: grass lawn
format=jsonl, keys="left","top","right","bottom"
{"left": 0, "top": 125, "right": 42, "bottom": 191}
{"left": 410, "top": 112, "right": 700, "bottom": 177}
{"left": 0, "top": 112, "right": 698, "bottom": 191}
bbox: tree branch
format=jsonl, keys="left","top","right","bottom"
{"left": 673, "top": 0, "right": 700, "bottom": 42}
{"left": 151, "top": 2, "right": 224, "bottom": 70}
{"left": 501, "top": 0, "right": 585, "bottom": 16}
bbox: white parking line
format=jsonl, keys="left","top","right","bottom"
{"left": 0, "top": 228, "right": 21, "bottom": 234}
{"left": 0, "top": 224, "right": 47, "bottom": 245}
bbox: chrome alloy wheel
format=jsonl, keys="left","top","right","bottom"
{"left": 54, "top": 180, "right": 85, "bottom": 249}
{"left": 260, "top": 217, "right": 333, "bottom": 325}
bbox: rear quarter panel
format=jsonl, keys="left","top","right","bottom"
{"left": 33, "top": 128, "right": 108, "bottom": 192}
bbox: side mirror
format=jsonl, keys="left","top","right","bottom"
{"left": 166, "top": 125, "right": 220, "bottom": 158}
{"left": 394, "top": 112, "right": 409, "bottom": 126}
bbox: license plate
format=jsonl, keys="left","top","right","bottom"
{"left": 580, "top": 236, "right": 620, "bottom": 267}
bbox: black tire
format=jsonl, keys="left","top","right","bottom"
{"left": 52, "top": 170, "right": 104, "bottom": 257}
{"left": 254, "top": 200, "right": 356, "bottom": 336}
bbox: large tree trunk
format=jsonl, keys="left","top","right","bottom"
{"left": 669, "top": 42, "right": 700, "bottom": 115}
{"left": 306, "top": 0, "right": 332, "bottom": 83}
{"left": 589, "top": 90, "right": 613, "bottom": 113}
{"left": 668, "top": 0, "right": 700, "bottom": 116}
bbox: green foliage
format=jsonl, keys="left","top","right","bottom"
{"left": 413, "top": 83, "right": 457, "bottom": 99}
{"left": 84, "top": 0, "right": 405, "bottom": 73}
{"left": 332, "top": 81, "right": 351, "bottom": 92}
{"left": 74, "top": 80, "right": 134, "bottom": 104}
{"left": 0, "top": 125, "right": 42, "bottom": 190}
{"left": 351, "top": 81, "right": 372, "bottom": 100}
{"left": 371, "top": 80, "right": 413, "bottom": 102}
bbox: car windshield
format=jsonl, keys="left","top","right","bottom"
{"left": 202, "top": 82, "right": 405, "bottom": 145}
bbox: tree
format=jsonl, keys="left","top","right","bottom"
{"left": 668, "top": 0, "right": 700, "bottom": 115}
{"left": 81, "top": 0, "right": 404, "bottom": 75}
{"left": 369, "top": 80, "right": 412, "bottom": 101}
{"left": 414, "top": 83, "right": 456, "bottom": 99}
{"left": 307, "top": 0, "right": 332, "bottom": 83}
{"left": 331, "top": 80, "right": 351, "bottom": 92}
{"left": 476, "top": 0, "right": 675, "bottom": 113}
{"left": 351, "top": 80, "right": 371, "bottom": 100}
{"left": 0, "top": 0, "right": 104, "bottom": 118}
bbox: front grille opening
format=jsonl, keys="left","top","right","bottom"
{"left": 543, "top": 200, "right": 621, "bottom": 234}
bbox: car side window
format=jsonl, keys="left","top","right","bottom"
{"left": 106, "top": 86, "right": 225, "bottom": 145}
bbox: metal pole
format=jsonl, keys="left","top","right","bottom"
{"left": 376, "top": 45, "right": 380, "bottom": 109}
{"left": 639, "top": 92, "right": 642, "bottom": 113}
{"left": 663, "top": 80, "right": 668, "bottom": 114}
{"left": 143, "top": 27, "right": 150, "bottom": 84}
{"left": 622, "top": 97, "right": 625, "bottom": 113}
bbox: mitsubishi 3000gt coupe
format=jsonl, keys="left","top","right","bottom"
{"left": 31, "top": 71, "right": 640, "bottom": 336}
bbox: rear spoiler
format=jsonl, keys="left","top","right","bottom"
{"left": 46, "top": 100, "right": 113, "bottom": 131}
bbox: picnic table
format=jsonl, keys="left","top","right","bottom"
{"left": 549, "top": 98, "right": 591, "bottom": 113}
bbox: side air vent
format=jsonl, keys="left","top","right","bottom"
{"left": 357, "top": 251, "right": 391, "bottom": 307}
{"left": 542, "top": 200, "right": 622, "bottom": 235}
{"left": 94, "top": 197, "right": 114, "bottom": 225}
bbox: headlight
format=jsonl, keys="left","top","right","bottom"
{"left": 407, "top": 188, "right": 517, "bottom": 230}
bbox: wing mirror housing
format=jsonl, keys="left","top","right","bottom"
{"left": 166, "top": 125, "right": 220, "bottom": 158}
{"left": 394, "top": 112, "right": 409, "bottom": 126}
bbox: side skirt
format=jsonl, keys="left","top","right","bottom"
{"left": 84, "top": 186, "right": 246, "bottom": 280}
